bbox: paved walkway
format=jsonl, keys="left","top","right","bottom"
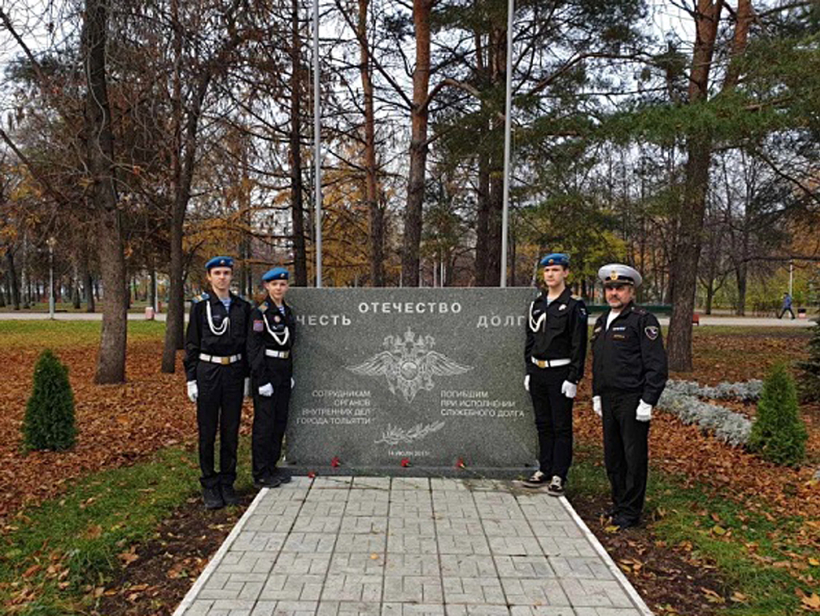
{"left": 173, "top": 476, "right": 652, "bottom": 616}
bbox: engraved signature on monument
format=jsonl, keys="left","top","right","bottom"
{"left": 346, "top": 327, "right": 473, "bottom": 402}
{"left": 374, "top": 421, "right": 446, "bottom": 446}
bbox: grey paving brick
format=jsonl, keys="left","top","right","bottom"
{"left": 352, "top": 477, "right": 391, "bottom": 490}
{"left": 231, "top": 531, "right": 288, "bottom": 553}
{"left": 432, "top": 492, "right": 475, "bottom": 505}
{"left": 306, "top": 490, "right": 350, "bottom": 503}
{"left": 259, "top": 574, "right": 325, "bottom": 601}
{"left": 430, "top": 503, "right": 479, "bottom": 519}
{"left": 227, "top": 573, "right": 270, "bottom": 585}
{"left": 439, "top": 555, "right": 496, "bottom": 578}
{"left": 390, "top": 491, "right": 432, "bottom": 504}
{"left": 318, "top": 601, "right": 382, "bottom": 616}
{"left": 474, "top": 505, "right": 525, "bottom": 520}
{"left": 437, "top": 534, "right": 490, "bottom": 555}
{"left": 205, "top": 572, "right": 232, "bottom": 590}
{"left": 391, "top": 478, "right": 430, "bottom": 491}
{"left": 273, "top": 553, "right": 332, "bottom": 576}
{"left": 573, "top": 609, "right": 644, "bottom": 616}
{"left": 434, "top": 519, "right": 484, "bottom": 536}
{"left": 255, "top": 503, "right": 306, "bottom": 518}
{"left": 388, "top": 503, "right": 435, "bottom": 517}
{"left": 387, "top": 534, "right": 438, "bottom": 554}
{"left": 340, "top": 516, "right": 388, "bottom": 534}
{"left": 445, "top": 607, "right": 511, "bottom": 616}
{"left": 252, "top": 600, "right": 318, "bottom": 616}
{"left": 430, "top": 478, "right": 469, "bottom": 492}
{"left": 384, "top": 553, "right": 440, "bottom": 576}
{"left": 184, "top": 599, "right": 214, "bottom": 615}
{"left": 382, "top": 604, "right": 445, "bottom": 616}
{"left": 387, "top": 517, "right": 435, "bottom": 536}
{"left": 508, "top": 607, "right": 575, "bottom": 616}
{"left": 500, "top": 578, "right": 570, "bottom": 606}
{"left": 330, "top": 552, "right": 387, "bottom": 576}
{"left": 313, "top": 477, "right": 354, "bottom": 489}
{"left": 280, "top": 476, "right": 314, "bottom": 489}
{"left": 292, "top": 516, "right": 343, "bottom": 534}
{"left": 211, "top": 599, "right": 258, "bottom": 612}
{"left": 493, "top": 556, "right": 552, "bottom": 578}
{"left": 345, "top": 500, "right": 390, "bottom": 517}
{"left": 462, "top": 480, "right": 507, "bottom": 492}
{"left": 549, "top": 557, "right": 614, "bottom": 580}
{"left": 321, "top": 574, "right": 383, "bottom": 602}
{"left": 537, "top": 537, "right": 597, "bottom": 558}
{"left": 480, "top": 520, "right": 535, "bottom": 538}
{"left": 245, "top": 515, "right": 299, "bottom": 533}
{"left": 300, "top": 502, "right": 348, "bottom": 517}
{"left": 282, "top": 533, "right": 337, "bottom": 553}
{"left": 528, "top": 521, "right": 585, "bottom": 538}
{"left": 559, "top": 579, "right": 635, "bottom": 608}
{"left": 199, "top": 581, "right": 245, "bottom": 600}
{"left": 335, "top": 533, "right": 387, "bottom": 553}
{"left": 441, "top": 578, "right": 505, "bottom": 605}
{"left": 486, "top": 537, "right": 542, "bottom": 557}
{"left": 383, "top": 576, "right": 443, "bottom": 603}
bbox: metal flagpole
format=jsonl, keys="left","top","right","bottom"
{"left": 313, "top": 0, "right": 323, "bottom": 287}
{"left": 499, "top": 0, "right": 514, "bottom": 288}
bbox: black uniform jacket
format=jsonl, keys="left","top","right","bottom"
{"left": 247, "top": 299, "right": 296, "bottom": 388}
{"left": 524, "top": 287, "right": 588, "bottom": 383}
{"left": 183, "top": 292, "right": 252, "bottom": 382}
{"left": 591, "top": 302, "right": 668, "bottom": 406}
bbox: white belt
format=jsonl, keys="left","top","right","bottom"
{"left": 199, "top": 353, "right": 242, "bottom": 365}
{"left": 265, "top": 349, "right": 290, "bottom": 359}
{"left": 531, "top": 357, "right": 571, "bottom": 369}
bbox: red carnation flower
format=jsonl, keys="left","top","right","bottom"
{"left": 401, "top": 458, "right": 411, "bottom": 468}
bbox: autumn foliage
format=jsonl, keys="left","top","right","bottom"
{"left": 23, "top": 350, "right": 77, "bottom": 451}
{"left": 749, "top": 363, "right": 807, "bottom": 466}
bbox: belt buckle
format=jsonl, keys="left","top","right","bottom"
{"left": 221, "top": 357, "right": 230, "bottom": 365}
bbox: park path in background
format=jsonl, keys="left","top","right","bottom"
{"left": 0, "top": 312, "right": 814, "bottom": 327}
{"left": 173, "top": 476, "right": 652, "bottom": 616}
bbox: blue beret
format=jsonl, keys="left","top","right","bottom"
{"left": 540, "top": 253, "right": 570, "bottom": 267}
{"left": 262, "top": 267, "right": 289, "bottom": 282}
{"left": 205, "top": 256, "right": 234, "bottom": 271}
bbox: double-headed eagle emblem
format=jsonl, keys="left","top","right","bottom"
{"left": 347, "top": 328, "right": 473, "bottom": 402}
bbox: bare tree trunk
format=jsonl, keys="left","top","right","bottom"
{"left": 667, "top": 0, "right": 723, "bottom": 372}
{"left": 474, "top": 151, "right": 490, "bottom": 286}
{"left": 5, "top": 249, "right": 20, "bottom": 309}
{"left": 290, "top": 0, "right": 308, "bottom": 287}
{"left": 84, "top": 0, "right": 127, "bottom": 384}
{"left": 401, "top": 0, "right": 433, "bottom": 287}
{"left": 358, "top": 0, "right": 384, "bottom": 286}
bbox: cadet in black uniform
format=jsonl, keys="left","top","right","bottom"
{"left": 248, "top": 267, "right": 296, "bottom": 489}
{"left": 184, "top": 256, "right": 252, "bottom": 509}
{"left": 522, "top": 253, "right": 588, "bottom": 495}
{"left": 591, "top": 263, "right": 668, "bottom": 529}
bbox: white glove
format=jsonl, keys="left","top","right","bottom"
{"left": 561, "top": 381, "right": 577, "bottom": 399}
{"left": 524, "top": 375, "right": 530, "bottom": 392}
{"left": 291, "top": 377, "right": 295, "bottom": 390}
{"left": 592, "top": 396, "right": 602, "bottom": 417}
{"left": 636, "top": 399, "right": 652, "bottom": 422}
{"left": 259, "top": 383, "right": 274, "bottom": 397}
{"left": 187, "top": 381, "right": 198, "bottom": 402}
{"left": 244, "top": 378, "right": 251, "bottom": 397}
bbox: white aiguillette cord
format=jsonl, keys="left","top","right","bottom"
{"left": 263, "top": 312, "right": 290, "bottom": 346}
{"left": 529, "top": 302, "right": 546, "bottom": 332}
{"left": 206, "top": 300, "right": 230, "bottom": 336}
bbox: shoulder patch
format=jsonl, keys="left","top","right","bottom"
{"left": 191, "top": 292, "right": 210, "bottom": 304}
{"left": 633, "top": 306, "right": 647, "bottom": 315}
{"left": 645, "top": 325, "right": 659, "bottom": 340}
{"left": 257, "top": 301, "right": 269, "bottom": 312}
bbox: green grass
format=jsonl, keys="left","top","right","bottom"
{"left": 0, "top": 321, "right": 166, "bottom": 349}
{"left": 0, "top": 440, "right": 254, "bottom": 615}
{"left": 568, "top": 447, "right": 819, "bottom": 616}
{"left": 0, "top": 302, "right": 154, "bottom": 314}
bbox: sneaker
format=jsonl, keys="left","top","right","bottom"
{"left": 521, "top": 470, "right": 549, "bottom": 488}
{"left": 203, "top": 486, "right": 225, "bottom": 510}
{"left": 546, "top": 476, "right": 565, "bottom": 496}
{"left": 221, "top": 484, "right": 240, "bottom": 506}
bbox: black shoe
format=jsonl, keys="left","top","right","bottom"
{"left": 221, "top": 484, "right": 240, "bottom": 506}
{"left": 203, "top": 486, "right": 225, "bottom": 510}
{"left": 521, "top": 470, "right": 549, "bottom": 488}
{"left": 600, "top": 508, "right": 618, "bottom": 520}
{"left": 273, "top": 468, "right": 292, "bottom": 484}
{"left": 612, "top": 515, "right": 638, "bottom": 530}
{"left": 253, "top": 475, "right": 282, "bottom": 490}
{"left": 546, "top": 476, "right": 565, "bottom": 497}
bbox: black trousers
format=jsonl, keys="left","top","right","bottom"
{"left": 778, "top": 307, "right": 795, "bottom": 319}
{"left": 601, "top": 391, "right": 649, "bottom": 522}
{"left": 252, "top": 379, "right": 292, "bottom": 482}
{"left": 529, "top": 365, "right": 574, "bottom": 481}
{"left": 195, "top": 362, "right": 244, "bottom": 489}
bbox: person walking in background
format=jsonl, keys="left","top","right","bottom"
{"left": 248, "top": 268, "right": 296, "bottom": 489}
{"left": 521, "top": 253, "right": 588, "bottom": 495}
{"left": 779, "top": 292, "right": 795, "bottom": 319}
{"left": 590, "top": 264, "right": 668, "bottom": 530}
{"left": 184, "top": 256, "right": 252, "bottom": 510}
